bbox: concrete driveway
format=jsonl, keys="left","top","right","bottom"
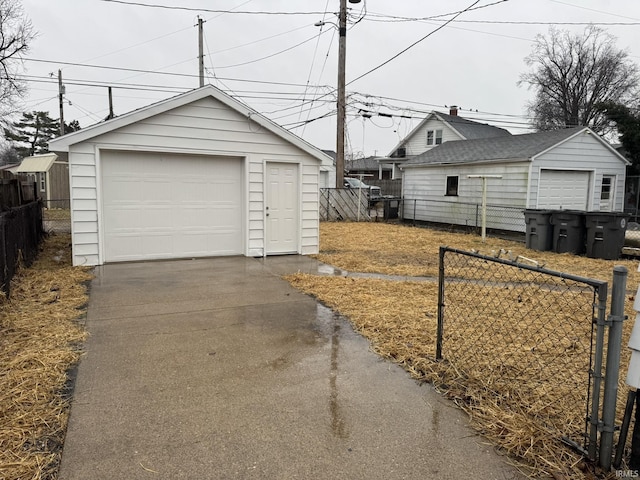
{"left": 59, "top": 256, "right": 524, "bottom": 480}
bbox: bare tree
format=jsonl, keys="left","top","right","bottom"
{"left": 520, "top": 26, "right": 639, "bottom": 133}
{"left": 0, "top": 0, "right": 34, "bottom": 118}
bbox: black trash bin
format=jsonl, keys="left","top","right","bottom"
{"left": 383, "top": 197, "right": 400, "bottom": 220}
{"left": 524, "top": 209, "right": 554, "bottom": 251}
{"left": 550, "top": 210, "right": 586, "bottom": 254}
{"left": 584, "top": 212, "right": 629, "bottom": 260}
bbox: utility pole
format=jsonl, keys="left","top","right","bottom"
{"left": 58, "top": 69, "right": 65, "bottom": 135}
{"left": 106, "top": 86, "right": 114, "bottom": 120}
{"left": 198, "top": 16, "right": 205, "bottom": 87}
{"left": 336, "top": 0, "right": 347, "bottom": 188}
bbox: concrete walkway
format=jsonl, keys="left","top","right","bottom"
{"left": 59, "top": 256, "right": 524, "bottom": 480}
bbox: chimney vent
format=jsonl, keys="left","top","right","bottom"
{"left": 449, "top": 105, "right": 458, "bottom": 116}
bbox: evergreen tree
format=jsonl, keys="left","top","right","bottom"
{"left": 4, "top": 111, "right": 61, "bottom": 158}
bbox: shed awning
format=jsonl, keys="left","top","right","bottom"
{"left": 15, "top": 153, "right": 58, "bottom": 173}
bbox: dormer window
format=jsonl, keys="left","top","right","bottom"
{"left": 427, "top": 129, "right": 443, "bottom": 146}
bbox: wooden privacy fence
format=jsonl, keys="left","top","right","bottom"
{"left": 367, "top": 179, "right": 402, "bottom": 197}
{"left": 0, "top": 170, "right": 37, "bottom": 208}
{"left": 320, "top": 188, "right": 371, "bottom": 221}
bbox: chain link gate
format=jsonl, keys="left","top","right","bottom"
{"left": 436, "top": 246, "right": 611, "bottom": 463}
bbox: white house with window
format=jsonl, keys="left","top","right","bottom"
{"left": 401, "top": 127, "right": 629, "bottom": 233}
{"left": 382, "top": 106, "right": 512, "bottom": 179}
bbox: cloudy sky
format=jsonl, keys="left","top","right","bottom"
{"left": 18, "top": 0, "right": 640, "bottom": 156}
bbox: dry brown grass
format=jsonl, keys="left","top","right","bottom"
{"left": 285, "top": 221, "right": 640, "bottom": 479}
{"left": 317, "top": 221, "right": 640, "bottom": 286}
{"left": 0, "top": 234, "right": 92, "bottom": 480}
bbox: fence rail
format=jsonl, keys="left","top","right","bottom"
{"left": 436, "top": 247, "right": 626, "bottom": 468}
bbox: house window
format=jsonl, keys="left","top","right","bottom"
{"left": 601, "top": 175, "right": 613, "bottom": 201}
{"left": 427, "top": 129, "right": 443, "bottom": 146}
{"left": 446, "top": 176, "right": 459, "bottom": 196}
{"left": 38, "top": 172, "right": 46, "bottom": 192}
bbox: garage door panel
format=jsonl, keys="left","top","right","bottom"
{"left": 102, "top": 151, "right": 243, "bottom": 262}
{"left": 538, "top": 170, "right": 590, "bottom": 210}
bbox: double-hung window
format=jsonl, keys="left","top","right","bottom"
{"left": 427, "top": 129, "right": 443, "bottom": 146}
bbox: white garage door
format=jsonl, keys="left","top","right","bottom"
{"left": 538, "top": 170, "right": 590, "bottom": 210}
{"left": 101, "top": 151, "right": 243, "bottom": 262}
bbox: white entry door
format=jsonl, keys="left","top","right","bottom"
{"left": 266, "top": 162, "right": 299, "bottom": 254}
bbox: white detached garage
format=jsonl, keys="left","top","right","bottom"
{"left": 49, "top": 85, "right": 330, "bottom": 266}
{"left": 402, "top": 127, "right": 630, "bottom": 232}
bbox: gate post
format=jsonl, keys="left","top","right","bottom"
{"left": 599, "top": 266, "right": 628, "bottom": 470}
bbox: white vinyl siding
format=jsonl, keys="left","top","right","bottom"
{"left": 401, "top": 117, "right": 463, "bottom": 156}
{"left": 66, "top": 95, "right": 320, "bottom": 266}
{"left": 403, "top": 162, "right": 528, "bottom": 232}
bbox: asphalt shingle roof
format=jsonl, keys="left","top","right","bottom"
{"left": 346, "top": 156, "right": 391, "bottom": 171}
{"left": 404, "top": 127, "right": 586, "bottom": 167}
{"left": 437, "top": 112, "right": 512, "bottom": 140}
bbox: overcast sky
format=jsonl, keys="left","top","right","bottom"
{"left": 18, "top": 0, "right": 640, "bottom": 157}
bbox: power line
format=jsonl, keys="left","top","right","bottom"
{"left": 24, "top": 57, "right": 332, "bottom": 89}
{"left": 214, "top": 30, "right": 331, "bottom": 70}
{"left": 347, "top": 0, "right": 487, "bottom": 86}
{"left": 362, "top": 0, "right": 508, "bottom": 23}
{"left": 98, "top": 1, "right": 329, "bottom": 16}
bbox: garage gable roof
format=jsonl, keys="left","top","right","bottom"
{"left": 403, "top": 127, "right": 630, "bottom": 168}
{"left": 15, "top": 153, "right": 58, "bottom": 173}
{"left": 48, "top": 85, "right": 331, "bottom": 163}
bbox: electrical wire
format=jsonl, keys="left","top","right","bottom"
{"left": 24, "top": 57, "right": 332, "bottom": 89}
{"left": 98, "top": 1, "right": 329, "bottom": 16}
{"left": 347, "top": 0, "right": 488, "bottom": 86}
{"left": 213, "top": 30, "right": 331, "bottom": 70}
{"left": 298, "top": 0, "right": 330, "bottom": 130}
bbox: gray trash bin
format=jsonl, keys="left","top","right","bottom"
{"left": 524, "top": 209, "right": 554, "bottom": 251}
{"left": 550, "top": 210, "right": 586, "bottom": 254}
{"left": 585, "top": 212, "right": 629, "bottom": 260}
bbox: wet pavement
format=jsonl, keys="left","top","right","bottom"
{"left": 59, "top": 255, "right": 525, "bottom": 480}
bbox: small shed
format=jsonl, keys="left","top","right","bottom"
{"left": 48, "top": 85, "right": 330, "bottom": 266}
{"left": 15, "top": 153, "right": 70, "bottom": 208}
{"left": 402, "top": 127, "right": 629, "bottom": 232}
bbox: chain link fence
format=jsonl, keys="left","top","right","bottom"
{"left": 436, "top": 247, "right": 619, "bottom": 465}
{"left": 401, "top": 197, "right": 526, "bottom": 233}
{"left": 43, "top": 199, "right": 71, "bottom": 233}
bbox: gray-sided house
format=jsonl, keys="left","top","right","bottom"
{"left": 14, "top": 153, "right": 70, "bottom": 208}
{"left": 48, "top": 85, "right": 331, "bottom": 266}
{"left": 401, "top": 127, "right": 629, "bottom": 233}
